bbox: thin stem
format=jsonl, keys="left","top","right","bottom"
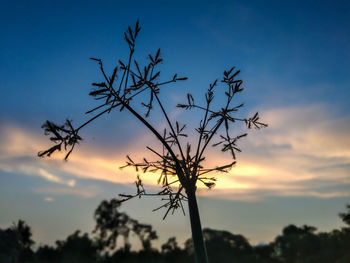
{"left": 195, "top": 118, "right": 224, "bottom": 182}
{"left": 120, "top": 100, "right": 187, "bottom": 187}
{"left": 187, "top": 188, "right": 209, "bottom": 263}
{"left": 150, "top": 84, "right": 186, "bottom": 165}
{"left": 192, "top": 99, "right": 211, "bottom": 179}
{"left": 192, "top": 105, "right": 246, "bottom": 122}
{"left": 76, "top": 103, "right": 119, "bottom": 132}
{"left": 147, "top": 65, "right": 185, "bottom": 164}
{"left": 124, "top": 78, "right": 176, "bottom": 103}
{"left": 123, "top": 49, "right": 134, "bottom": 97}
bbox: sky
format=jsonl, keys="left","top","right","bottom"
{"left": 1, "top": 0, "right": 350, "bottom": 249}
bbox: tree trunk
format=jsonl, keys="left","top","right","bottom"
{"left": 187, "top": 188, "right": 209, "bottom": 263}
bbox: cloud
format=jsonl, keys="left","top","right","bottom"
{"left": 258, "top": 104, "right": 350, "bottom": 160}
{"left": 35, "top": 186, "right": 101, "bottom": 199}
{"left": 0, "top": 103, "right": 349, "bottom": 201}
{"left": 44, "top": 197, "right": 54, "bottom": 202}
{"left": 208, "top": 104, "right": 350, "bottom": 200}
{"left": 19, "top": 166, "right": 76, "bottom": 187}
{"left": 0, "top": 125, "right": 76, "bottom": 187}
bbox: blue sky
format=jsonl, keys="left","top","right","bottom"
{"left": 1, "top": 0, "right": 350, "bottom": 248}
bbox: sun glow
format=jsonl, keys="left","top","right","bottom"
{"left": 1, "top": 110, "right": 350, "bottom": 202}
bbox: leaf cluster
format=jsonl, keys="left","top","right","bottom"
{"left": 38, "top": 120, "right": 81, "bottom": 160}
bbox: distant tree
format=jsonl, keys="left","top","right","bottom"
{"left": 132, "top": 221, "right": 158, "bottom": 251}
{"left": 0, "top": 220, "right": 35, "bottom": 263}
{"left": 12, "top": 220, "right": 35, "bottom": 250}
{"left": 38, "top": 21, "right": 266, "bottom": 262}
{"left": 339, "top": 204, "right": 350, "bottom": 226}
{"left": 36, "top": 245, "right": 59, "bottom": 263}
{"left": 314, "top": 229, "right": 350, "bottom": 263}
{"left": 161, "top": 237, "right": 180, "bottom": 253}
{"left": 0, "top": 227, "right": 19, "bottom": 262}
{"left": 252, "top": 243, "right": 279, "bottom": 263}
{"left": 93, "top": 199, "right": 157, "bottom": 252}
{"left": 185, "top": 228, "right": 253, "bottom": 263}
{"left": 162, "top": 237, "right": 189, "bottom": 263}
{"left": 55, "top": 230, "right": 98, "bottom": 263}
{"left": 274, "top": 224, "right": 320, "bottom": 263}
{"left": 93, "top": 199, "right": 132, "bottom": 252}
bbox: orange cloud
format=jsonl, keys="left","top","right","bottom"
{"left": 0, "top": 104, "right": 349, "bottom": 201}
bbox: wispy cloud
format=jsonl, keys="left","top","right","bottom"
{"left": 19, "top": 166, "right": 76, "bottom": 187}
{"left": 44, "top": 197, "right": 54, "bottom": 202}
{"left": 204, "top": 104, "right": 350, "bottom": 200}
{"left": 35, "top": 186, "right": 101, "bottom": 199}
{"left": 0, "top": 103, "right": 349, "bottom": 201}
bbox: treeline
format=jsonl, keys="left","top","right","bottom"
{"left": 1, "top": 201, "right": 349, "bottom": 263}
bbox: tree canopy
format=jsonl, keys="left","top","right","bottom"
{"left": 1, "top": 202, "right": 349, "bottom": 263}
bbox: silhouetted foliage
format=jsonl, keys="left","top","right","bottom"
{"left": 252, "top": 243, "right": 279, "bottom": 263}
{"left": 55, "top": 231, "right": 98, "bottom": 263}
{"left": 161, "top": 237, "right": 189, "bottom": 263}
{"left": 38, "top": 21, "right": 267, "bottom": 263}
{"left": 339, "top": 203, "right": 350, "bottom": 226}
{"left": 94, "top": 199, "right": 157, "bottom": 252}
{"left": 274, "top": 225, "right": 319, "bottom": 263}
{"left": 185, "top": 228, "right": 258, "bottom": 263}
{"left": 161, "top": 237, "right": 180, "bottom": 253}
{"left": 133, "top": 222, "right": 158, "bottom": 252}
{"left": 93, "top": 199, "right": 132, "bottom": 251}
{"left": 0, "top": 220, "right": 35, "bottom": 263}
{"left": 35, "top": 245, "right": 59, "bottom": 263}
{"left": 1, "top": 204, "right": 350, "bottom": 262}
{"left": 13, "top": 220, "right": 35, "bottom": 250}
{"left": 0, "top": 228, "right": 20, "bottom": 262}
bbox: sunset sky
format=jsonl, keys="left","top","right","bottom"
{"left": 1, "top": 0, "right": 350, "bottom": 249}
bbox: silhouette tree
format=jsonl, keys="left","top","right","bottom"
{"left": 36, "top": 245, "right": 59, "bottom": 263}
{"left": 2, "top": 211, "right": 350, "bottom": 263}
{"left": 185, "top": 228, "right": 254, "bottom": 263}
{"left": 339, "top": 203, "right": 350, "bottom": 226}
{"left": 93, "top": 199, "right": 132, "bottom": 252}
{"left": 0, "top": 220, "right": 35, "bottom": 263}
{"left": 55, "top": 230, "right": 98, "bottom": 263}
{"left": 252, "top": 243, "right": 279, "bottom": 263}
{"left": 132, "top": 221, "right": 158, "bottom": 251}
{"left": 161, "top": 237, "right": 189, "bottom": 263}
{"left": 204, "top": 228, "right": 252, "bottom": 261}
{"left": 0, "top": 227, "right": 19, "bottom": 262}
{"left": 161, "top": 237, "right": 180, "bottom": 253}
{"left": 12, "top": 220, "right": 35, "bottom": 250}
{"left": 93, "top": 199, "right": 158, "bottom": 252}
{"left": 274, "top": 224, "right": 320, "bottom": 263}
{"left": 38, "top": 21, "right": 266, "bottom": 262}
